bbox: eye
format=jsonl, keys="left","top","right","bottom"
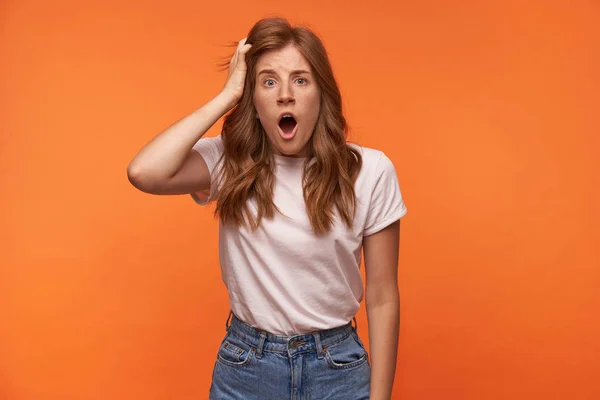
{"left": 264, "top": 79, "right": 276, "bottom": 87}
{"left": 296, "top": 78, "right": 307, "bottom": 85}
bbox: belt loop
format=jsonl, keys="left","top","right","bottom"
{"left": 314, "top": 332, "right": 325, "bottom": 360}
{"left": 255, "top": 331, "right": 267, "bottom": 359}
{"left": 225, "top": 310, "right": 233, "bottom": 330}
{"left": 352, "top": 316, "right": 358, "bottom": 331}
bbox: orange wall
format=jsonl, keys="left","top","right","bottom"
{"left": 1, "top": 1, "right": 599, "bottom": 399}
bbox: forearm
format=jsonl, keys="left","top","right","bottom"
{"left": 366, "top": 295, "right": 400, "bottom": 400}
{"left": 128, "top": 91, "right": 235, "bottom": 180}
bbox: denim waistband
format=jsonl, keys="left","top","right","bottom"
{"left": 225, "top": 312, "right": 356, "bottom": 356}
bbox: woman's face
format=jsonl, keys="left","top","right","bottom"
{"left": 253, "top": 43, "right": 321, "bottom": 158}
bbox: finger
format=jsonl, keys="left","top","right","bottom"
{"left": 230, "top": 38, "right": 248, "bottom": 69}
{"left": 233, "top": 39, "right": 245, "bottom": 57}
{"left": 237, "top": 44, "right": 252, "bottom": 66}
{"left": 230, "top": 49, "right": 239, "bottom": 66}
{"left": 239, "top": 43, "right": 252, "bottom": 55}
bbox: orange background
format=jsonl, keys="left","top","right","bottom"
{"left": 1, "top": 1, "right": 599, "bottom": 399}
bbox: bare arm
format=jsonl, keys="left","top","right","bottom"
{"left": 127, "top": 38, "right": 251, "bottom": 195}
{"left": 127, "top": 92, "right": 235, "bottom": 194}
{"left": 364, "top": 220, "right": 401, "bottom": 400}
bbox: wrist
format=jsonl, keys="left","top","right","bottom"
{"left": 216, "top": 90, "right": 240, "bottom": 111}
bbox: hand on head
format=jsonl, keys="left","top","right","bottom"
{"left": 222, "top": 38, "right": 252, "bottom": 103}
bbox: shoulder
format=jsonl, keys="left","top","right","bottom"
{"left": 192, "top": 134, "right": 225, "bottom": 174}
{"left": 347, "top": 142, "right": 394, "bottom": 173}
{"left": 193, "top": 134, "right": 223, "bottom": 150}
{"left": 192, "top": 134, "right": 224, "bottom": 158}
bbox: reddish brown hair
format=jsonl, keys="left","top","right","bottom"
{"left": 214, "top": 17, "right": 362, "bottom": 236}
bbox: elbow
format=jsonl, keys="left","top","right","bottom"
{"left": 127, "top": 162, "right": 155, "bottom": 193}
{"left": 127, "top": 162, "right": 176, "bottom": 195}
{"left": 127, "top": 162, "right": 143, "bottom": 187}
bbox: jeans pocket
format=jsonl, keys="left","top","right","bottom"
{"left": 216, "top": 333, "right": 255, "bottom": 367}
{"left": 324, "top": 332, "right": 369, "bottom": 370}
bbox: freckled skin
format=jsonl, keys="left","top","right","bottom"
{"left": 253, "top": 44, "right": 321, "bottom": 158}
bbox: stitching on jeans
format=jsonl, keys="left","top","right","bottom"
{"left": 324, "top": 351, "right": 368, "bottom": 370}
{"left": 227, "top": 328, "right": 353, "bottom": 354}
{"left": 321, "top": 331, "right": 352, "bottom": 350}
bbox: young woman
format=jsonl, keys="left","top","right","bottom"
{"left": 128, "top": 17, "right": 407, "bottom": 400}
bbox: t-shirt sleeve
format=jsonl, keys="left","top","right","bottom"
{"left": 190, "top": 134, "right": 224, "bottom": 205}
{"left": 363, "top": 152, "right": 407, "bottom": 236}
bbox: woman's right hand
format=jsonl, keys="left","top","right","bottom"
{"left": 221, "top": 38, "right": 252, "bottom": 105}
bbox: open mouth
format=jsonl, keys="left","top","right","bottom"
{"left": 278, "top": 114, "right": 297, "bottom": 135}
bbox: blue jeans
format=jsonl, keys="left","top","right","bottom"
{"left": 209, "top": 312, "right": 371, "bottom": 399}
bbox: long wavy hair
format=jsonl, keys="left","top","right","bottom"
{"left": 213, "top": 17, "right": 362, "bottom": 236}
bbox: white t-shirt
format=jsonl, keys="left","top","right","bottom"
{"left": 191, "top": 135, "right": 407, "bottom": 335}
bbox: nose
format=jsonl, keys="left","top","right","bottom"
{"left": 277, "top": 83, "right": 295, "bottom": 105}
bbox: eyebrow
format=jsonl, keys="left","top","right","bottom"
{"left": 257, "top": 69, "right": 311, "bottom": 76}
